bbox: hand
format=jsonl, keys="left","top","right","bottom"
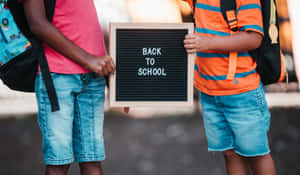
{"left": 184, "top": 34, "right": 211, "bottom": 54}
{"left": 124, "top": 107, "right": 130, "bottom": 114}
{"left": 85, "top": 55, "right": 116, "bottom": 77}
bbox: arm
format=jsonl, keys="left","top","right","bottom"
{"left": 184, "top": 31, "right": 263, "bottom": 53}
{"left": 23, "top": 0, "right": 115, "bottom": 76}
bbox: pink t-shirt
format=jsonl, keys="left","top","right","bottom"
{"left": 43, "top": 0, "right": 106, "bottom": 73}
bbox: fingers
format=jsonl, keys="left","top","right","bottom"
{"left": 110, "top": 59, "right": 116, "bottom": 74}
{"left": 185, "top": 34, "right": 197, "bottom": 40}
{"left": 184, "top": 34, "right": 197, "bottom": 52}
{"left": 102, "top": 59, "right": 111, "bottom": 76}
{"left": 184, "top": 41, "right": 197, "bottom": 53}
{"left": 96, "top": 65, "right": 104, "bottom": 77}
{"left": 186, "top": 49, "right": 197, "bottom": 54}
{"left": 99, "top": 56, "right": 116, "bottom": 76}
{"left": 184, "top": 39, "right": 195, "bottom": 45}
{"left": 105, "top": 57, "right": 116, "bottom": 75}
{"left": 184, "top": 44, "right": 197, "bottom": 49}
{"left": 124, "top": 107, "right": 130, "bottom": 114}
{"left": 101, "top": 63, "right": 109, "bottom": 76}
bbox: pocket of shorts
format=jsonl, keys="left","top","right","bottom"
{"left": 255, "top": 85, "right": 266, "bottom": 114}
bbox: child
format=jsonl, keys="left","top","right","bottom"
{"left": 287, "top": 0, "right": 300, "bottom": 91}
{"left": 23, "top": 0, "right": 115, "bottom": 174}
{"left": 184, "top": 0, "right": 276, "bottom": 174}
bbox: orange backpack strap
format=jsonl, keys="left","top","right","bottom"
{"left": 226, "top": 51, "right": 238, "bottom": 80}
{"left": 278, "top": 51, "right": 287, "bottom": 83}
{"left": 221, "top": 0, "right": 239, "bottom": 81}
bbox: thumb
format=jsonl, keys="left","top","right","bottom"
{"left": 124, "top": 107, "right": 130, "bottom": 114}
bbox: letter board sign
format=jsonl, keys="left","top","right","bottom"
{"left": 109, "top": 23, "right": 194, "bottom": 107}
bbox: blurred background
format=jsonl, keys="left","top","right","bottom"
{"left": 0, "top": 0, "right": 299, "bottom": 174}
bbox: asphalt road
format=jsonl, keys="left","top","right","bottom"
{"left": 0, "top": 108, "right": 300, "bottom": 175}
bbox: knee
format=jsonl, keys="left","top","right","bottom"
{"left": 46, "top": 164, "right": 70, "bottom": 174}
{"left": 79, "top": 162, "right": 102, "bottom": 171}
{"left": 248, "top": 153, "right": 272, "bottom": 161}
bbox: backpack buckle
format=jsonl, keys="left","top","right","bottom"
{"left": 226, "top": 10, "right": 238, "bottom": 31}
{"left": 269, "top": 24, "right": 279, "bottom": 44}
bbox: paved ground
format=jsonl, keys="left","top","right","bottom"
{"left": 0, "top": 108, "right": 299, "bottom": 175}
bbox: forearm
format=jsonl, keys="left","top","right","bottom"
{"left": 207, "top": 31, "right": 263, "bottom": 52}
{"left": 184, "top": 31, "right": 263, "bottom": 54}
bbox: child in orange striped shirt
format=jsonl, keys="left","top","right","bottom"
{"left": 184, "top": 0, "right": 276, "bottom": 174}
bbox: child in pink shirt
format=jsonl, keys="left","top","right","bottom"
{"left": 23, "top": 0, "right": 115, "bottom": 174}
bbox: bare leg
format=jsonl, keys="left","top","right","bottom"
{"left": 79, "top": 162, "right": 104, "bottom": 175}
{"left": 224, "top": 150, "right": 250, "bottom": 175}
{"left": 248, "top": 154, "right": 276, "bottom": 175}
{"left": 45, "top": 164, "right": 70, "bottom": 175}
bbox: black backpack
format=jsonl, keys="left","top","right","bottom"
{"left": 193, "top": 0, "right": 286, "bottom": 85}
{"left": 0, "top": 0, "right": 59, "bottom": 111}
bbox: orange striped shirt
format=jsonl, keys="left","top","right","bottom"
{"left": 187, "top": 0, "right": 264, "bottom": 96}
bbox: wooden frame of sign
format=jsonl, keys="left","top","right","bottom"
{"left": 109, "top": 23, "right": 195, "bottom": 107}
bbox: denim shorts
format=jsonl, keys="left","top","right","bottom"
{"left": 35, "top": 72, "right": 106, "bottom": 165}
{"left": 200, "top": 84, "right": 271, "bottom": 157}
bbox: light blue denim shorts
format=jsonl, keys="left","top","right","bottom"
{"left": 200, "top": 83, "right": 271, "bottom": 157}
{"left": 35, "top": 72, "right": 106, "bottom": 165}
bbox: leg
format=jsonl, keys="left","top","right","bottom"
{"left": 79, "top": 162, "right": 104, "bottom": 175}
{"left": 223, "top": 150, "right": 250, "bottom": 175}
{"left": 247, "top": 154, "right": 276, "bottom": 175}
{"left": 45, "top": 164, "right": 71, "bottom": 175}
{"left": 221, "top": 84, "right": 275, "bottom": 175}
{"left": 35, "top": 73, "right": 78, "bottom": 170}
{"left": 200, "top": 93, "right": 241, "bottom": 174}
{"left": 73, "top": 73, "right": 106, "bottom": 169}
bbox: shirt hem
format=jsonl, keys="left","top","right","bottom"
{"left": 194, "top": 81, "right": 260, "bottom": 96}
{"left": 49, "top": 70, "right": 92, "bottom": 74}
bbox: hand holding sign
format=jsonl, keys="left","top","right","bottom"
{"left": 85, "top": 55, "right": 116, "bottom": 77}
{"left": 184, "top": 34, "right": 211, "bottom": 53}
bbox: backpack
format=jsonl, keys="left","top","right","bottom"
{"left": 193, "top": 0, "right": 286, "bottom": 85}
{"left": 0, "top": 0, "right": 59, "bottom": 111}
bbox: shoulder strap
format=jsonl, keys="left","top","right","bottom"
{"left": 44, "top": 0, "right": 55, "bottom": 21}
{"left": 38, "top": 49, "right": 59, "bottom": 112}
{"left": 192, "top": 0, "right": 196, "bottom": 23}
{"left": 220, "top": 0, "right": 239, "bottom": 81}
{"left": 220, "top": 0, "right": 238, "bottom": 31}
{"left": 39, "top": 0, "right": 60, "bottom": 112}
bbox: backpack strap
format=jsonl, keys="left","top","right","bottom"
{"left": 38, "top": 46, "right": 59, "bottom": 112}
{"left": 269, "top": 0, "right": 279, "bottom": 44}
{"left": 39, "top": 0, "right": 59, "bottom": 112}
{"left": 192, "top": 0, "right": 197, "bottom": 24}
{"left": 220, "top": 0, "right": 239, "bottom": 81}
{"left": 226, "top": 51, "right": 238, "bottom": 81}
{"left": 44, "top": 0, "right": 55, "bottom": 22}
{"left": 220, "top": 0, "right": 238, "bottom": 32}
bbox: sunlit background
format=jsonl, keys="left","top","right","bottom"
{"left": 0, "top": 0, "right": 300, "bottom": 174}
